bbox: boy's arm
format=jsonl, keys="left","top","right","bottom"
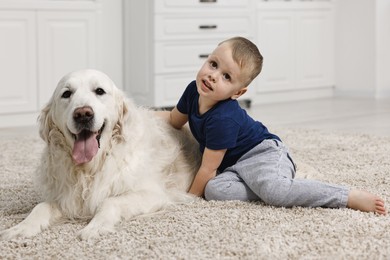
{"left": 155, "top": 106, "right": 188, "bottom": 129}
{"left": 188, "top": 148, "right": 227, "bottom": 197}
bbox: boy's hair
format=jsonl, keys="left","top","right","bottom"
{"left": 219, "top": 36, "right": 263, "bottom": 87}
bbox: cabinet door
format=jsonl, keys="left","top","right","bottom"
{"left": 155, "top": 0, "right": 250, "bottom": 12}
{"left": 155, "top": 41, "right": 216, "bottom": 73}
{"left": 296, "top": 10, "right": 334, "bottom": 88}
{"left": 155, "top": 74, "right": 194, "bottom": 107}
{"left": 256, "top": 11, "right": 295, "bottom": 93}
{"left": 0, "top": 11, "right": 37, "bottom": 114}
{"left": 155, "top": 15, "right": 252, "bottom": 41}
{"left": 37, "top": 11, "right": 96, "bottom": 107}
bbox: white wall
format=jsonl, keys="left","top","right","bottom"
{"left": 375, "top": 0, "right": 390, "bottom": 98}
{"left": 335, "top": 0, "right": 390, "bottom": 98}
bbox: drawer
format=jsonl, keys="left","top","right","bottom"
{"left": 155, "top": 42, "right": 217, "bottom": 73}
{"left": 154, "top": 74, "right": 195, "bottom": 107}
{"left": 155, "top": 0, "right": 250, "bottom": 13}
{"left": 155, "top": 15, "right": 252, "bottom": 40}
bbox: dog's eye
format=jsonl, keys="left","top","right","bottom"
{"left": 61, "top": 90, "right": 72, "bottom": 99}
{"left": 95, "top": 88, "right": 106, "bottom": 96}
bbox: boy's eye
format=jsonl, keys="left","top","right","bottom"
{"left": 210, "top": 61, "right": 217, "bottom": 68}
{"left": 223, "top": 73, "right": 231, "bottom": 81}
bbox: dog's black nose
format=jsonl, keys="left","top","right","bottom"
{"left": 73, "top": 106, "right": 94, "bottom": 124}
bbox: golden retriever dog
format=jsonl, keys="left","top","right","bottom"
{"left": 0, "top": 69, "right": 200, "bottom": 240}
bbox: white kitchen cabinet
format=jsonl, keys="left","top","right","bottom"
{"left": 37, "top": 11, "right": 96, "bottom": 108}
{"left": 296, "top": 10, "right": 334, "bottom": 89}
{"left": 0, "top": 11, "right": 37, "bottom": 114}
{"left": 0, "top": 0, "right": 122, "bottom": 127}
{"left": 0, "top": 0, "right": 337, "bottom": 127}
{"left": 125, "top": 0, "right": 335, "bottom": 107}
{"left": 0, "top": 4, "right": 96, "bottom": 126}
{"left": 256, "top": 11, "right": 295, "bottom": 92}
{"left": 124, "top": 0, "right": 254, "bottom": 107}
{"left": 255, "top": 2, "right": 335, "bottom": 103}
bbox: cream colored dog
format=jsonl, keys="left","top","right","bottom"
{"left": 0, "top": 69, "right": 200, "bottom": 240}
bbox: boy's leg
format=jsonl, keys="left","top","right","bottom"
{"left": 235, "top": 139, "right": 349, "bottom": 208}
{"left": 204, "top": 171, "right": 258, "bottom": 201}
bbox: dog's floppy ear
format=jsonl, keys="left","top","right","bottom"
{"left": 112, "top": 90, "right": 129, "bottom": 142}
{"left": 38, "top": 101, "right": 55, "bottom": 143}
{"left": 119, "top": 98, "right": 129, "bottom": 124}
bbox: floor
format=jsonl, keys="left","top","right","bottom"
{"left": 248, "top": 97, "right": 390, "bottom": 137}
{"left": 1, "top": 97, "right": 390, "bottom": 138}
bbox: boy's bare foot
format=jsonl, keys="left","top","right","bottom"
{"left": 347, "top": 189, "right": 387, "bottom": 215}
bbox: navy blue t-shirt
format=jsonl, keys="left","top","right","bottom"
{"left": 177, "top": 80, "right": 280, "bottom": 171}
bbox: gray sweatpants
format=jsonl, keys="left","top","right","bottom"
{"left": 204, "top": 139, "right": 349, "bottom": 208}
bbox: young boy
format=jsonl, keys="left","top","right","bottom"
{"left": 158, "top": 36, "right": 386, "bottom": 215}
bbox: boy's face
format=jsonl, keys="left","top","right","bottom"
{"left": 196, "top": 43, "right": 247, "bottom": 103}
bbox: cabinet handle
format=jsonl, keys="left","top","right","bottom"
{"left": 199, "top": 25, "right": 217, "bottom": 30}
{"left": 199, "top": 54, "right": 210, "bottom": 59}
{"left": 199, "top": 0, "right": 217, "bottom": 3}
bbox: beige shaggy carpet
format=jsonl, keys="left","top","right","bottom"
{"left": 0, "top": 128, "right": 389, "bottom": 259}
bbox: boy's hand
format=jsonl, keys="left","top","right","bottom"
{"left": 188, "top": 148, "right": 226, "bottom": 197}
{"left": 169, "top": 107, "right": 188, "bottom": 129}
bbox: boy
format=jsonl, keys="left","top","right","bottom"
{"left": 158, "top": 36, "right": 386, "bottom": 215}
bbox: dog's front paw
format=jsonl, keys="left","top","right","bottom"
{"left": 78, "top": 225, "right": 114, "bottom": 241}
{"left": 78, "top": 227, "right": 98, "bottom": 241}
{"left": 0, "top": 229, "right": 17, "bottom": 240}
{"left": 0, "top": 224, "right": 40, "bottom": 240}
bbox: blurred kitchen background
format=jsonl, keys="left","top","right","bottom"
{"left": 0, "top": 0, "right": 389, "bottom": 136}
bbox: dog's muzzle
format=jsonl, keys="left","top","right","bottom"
{"left": 71, "top": 106, "right": 104, "bottom": 165}
{"left": 73, "top": 106, "right": 94, "bottom": 131}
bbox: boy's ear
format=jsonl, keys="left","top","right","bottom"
{"left": 231, "top": 87, "right": 247, "bottom": 100}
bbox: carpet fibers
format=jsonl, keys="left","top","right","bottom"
{"left": 0, "top": 128, "right": 389, "bottom": 259}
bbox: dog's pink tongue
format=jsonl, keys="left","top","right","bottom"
{"left": 72, "top": 133, "right": 99, "bottom": 165}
